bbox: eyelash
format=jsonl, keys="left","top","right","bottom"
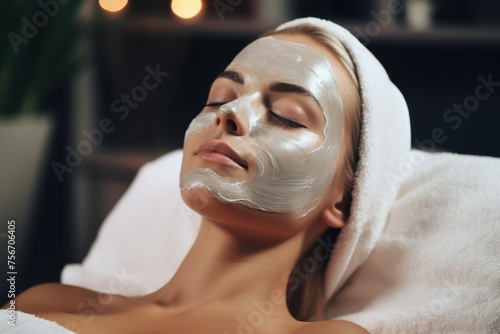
{"left": 205, "top": 102, "right": 224, "bottom": 108}
{"left": 205, "top": 102, "right": 305, "bottom": 129}
{"left": 267, "top": 110, "right": 304, "bottom": 129}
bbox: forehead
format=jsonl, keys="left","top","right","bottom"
{"left": 228, "top": 37, "right": 334, "bottom": 107}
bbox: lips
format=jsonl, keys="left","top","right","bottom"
{"left": 196, "top": 139, "right": 248, "bottom": 169}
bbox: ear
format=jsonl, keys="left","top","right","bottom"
{"left": 321, "top": 192, "right": 348, "bottom": 229}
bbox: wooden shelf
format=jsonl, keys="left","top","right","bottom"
{"left": 100, "top": 16, "right": 279, "bottom": 37}
{"left": 99, "top": 16, "right": 500, "bottom": 47}
{"left": 339, "top": 21, "right": 500, "bottom": 46}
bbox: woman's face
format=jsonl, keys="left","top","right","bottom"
{"left": 180, "top": 34, "right": 343, "bottom": 220}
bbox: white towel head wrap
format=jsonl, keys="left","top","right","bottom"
{"left": 273, "top": 17, "right": 411, "bottom": 302}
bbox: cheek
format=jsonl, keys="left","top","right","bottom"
{"left": 181, "top": 121, "right": 213, "bottom": 178}
{"left": 248, "top": 125, "right": 322, "bottom": 178}
{"left": 182, "top": 112, "right": 216, "bottom": 157}
{"left": 185, "top": 112, "right": 216, "bottom": 139}
{"left": 276, "top": 135, "right": 318, "bottom": 161}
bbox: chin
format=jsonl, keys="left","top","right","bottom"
{"left": 179, "top": 187, "right": 243, "bottom": 223}
{"left": 180, "top": 186, "right": 317, "bottom": 242}
{"left": 180, "top": 187, "right": 215, "bottom": 214}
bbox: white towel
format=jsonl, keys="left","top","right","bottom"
{"left": 275, "top": 16, "right": 412, "bottom": 301}
{"left": 62, "top": 150, "right": 201, "bottom": 296}
{"left": 0, "top": 309, "right": 76, "bottom": 333}
{"left": 327, "top": 149, "right": 500, "bottom": 333}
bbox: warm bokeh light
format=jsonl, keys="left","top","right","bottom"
{"left": 99, "top": 0, "right": 128, "bottom": 13}
{"left": 171, "top": 0, "right": 203, "bottom": 19}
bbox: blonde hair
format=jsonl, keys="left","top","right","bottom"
{"left": 261, "top": 24, "right": 362, "bottom": 321}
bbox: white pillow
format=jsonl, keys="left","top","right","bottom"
{"left": 62, "top": 150, "right": 201, "bottom": 296}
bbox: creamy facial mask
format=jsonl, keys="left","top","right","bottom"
{"left": 181, "top": 36, "right": 343, "bottom": 218}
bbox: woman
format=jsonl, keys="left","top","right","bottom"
{"left": 4, "top": 17, "right": 411, "bottom": 333}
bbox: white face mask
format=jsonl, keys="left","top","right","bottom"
{"left": 181, "top": 36, "right": 343, "bottom": 219}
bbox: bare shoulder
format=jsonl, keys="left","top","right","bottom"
{"left": 295, "top": 319, "right": 370, "bottom": 334}
{"left": 2, "top": 282, "right": 115, "bottom": 314}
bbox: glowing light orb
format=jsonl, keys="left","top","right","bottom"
{"left": 171, "top": 0, "right": 203, "bottom": 19}
{"left": 99, "top": 0, "right": 128, "bottom": 13}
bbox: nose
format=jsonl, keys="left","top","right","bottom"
{"left": 214, "top": 102, "right": 248, "bottom": 136}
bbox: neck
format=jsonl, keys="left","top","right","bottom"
{"left": 155, "top": 216, "right": 324, "bottom": 323}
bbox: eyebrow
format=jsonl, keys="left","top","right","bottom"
{"left": 216, "top": 70, "right": 245, "bottom": 85}
{"left": 215, "top": 71, "right": 323, "bottom": 117}
{"left": 269, "top": 82, "right": 323, "bottom": 112}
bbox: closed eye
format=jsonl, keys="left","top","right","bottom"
{"left": 205, "top": 102, "right": 226, "bottom": 108}
{"left": 206, "top": 102, "right": 305, "bottom": 129}
{"left": 268, "top": 110, "right": 305, "bottom": 129}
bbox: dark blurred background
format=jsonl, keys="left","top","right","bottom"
{"left": 1, "top": 0, "right": 499, "bottom": 305}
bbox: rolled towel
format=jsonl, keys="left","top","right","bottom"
{"left": 0, "top": 309, "right": 76, "bottom": 333}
